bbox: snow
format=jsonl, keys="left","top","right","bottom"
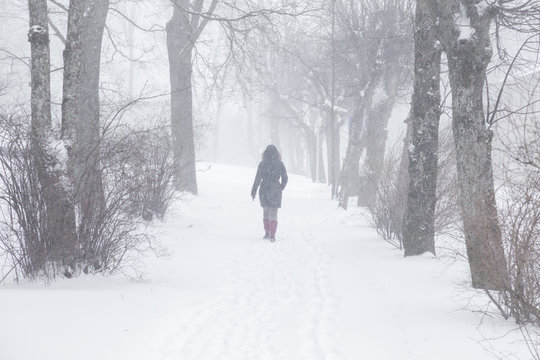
{"left": 457, "top": 3, "right": 476, "bottom": 42}
{"left": 47, "top": 137, "right": 68, "bottom": 170}
{"left": 323, "top": 98, "right": 348, "bottom": 115}
{"left": 372, "top": 81, "right": 389, "bottom": 107}
{"left": 475, "top": 1, "right": 491, "bottom": 17}
{"left": 46, "top": 136, "right": 71, "bottom": 190}
{"left": 29, "top": 25, "right": 46, "bottom": 35}
{"left": 0, "top": 163, "right": 532, "bottom": 359}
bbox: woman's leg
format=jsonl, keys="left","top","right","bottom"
{"left": 262, "top": 208, "right": 270, "bottom": 238}
{"left": 269, "top": 208, "right": 278, "bottom": 221}
{"left": 268, "top": 208, "right": 278, "bottom": 240}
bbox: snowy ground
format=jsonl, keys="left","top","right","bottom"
{"left": 0, "top": 163, "right": 532, "bottom": 360}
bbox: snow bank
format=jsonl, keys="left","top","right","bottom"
{"left": 0, "top": 163, "right": 532, "bottom": 360}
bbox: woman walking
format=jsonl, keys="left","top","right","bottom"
{"left": 251, "top": 145, "right": 288, "bottom": 242}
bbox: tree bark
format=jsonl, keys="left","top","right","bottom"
{"left": 305, "top": 105, "right": 318, "bottom": 182}
{"left": 212, "top": 95, "right": 223, "bottom": 162}
{"left": 402, "top": 0, "right": 441, "bottom": 257}
{"left": 269, "top": 90, "right": 281, "bottom": 148}
{"left": 57, "top": 0, "right": 110, "bottom": 268}
{"left": 245, "top": 98, "right": 258, "bottom": 162}
{"left": 397, "top": 113, "right": 412, "bottom": 231}
{"left": 325, "top": 111, "right": 340, "bottom": 196}
{"left": 167, "top": 4, "right": 198, "bottom": 194}
{"left": 362, "top": 61, "right": 400, "bottom": 206}
{"left": 28, "top": 0, "right": 76, "bottom": 267}
{"left": 340, "top": 40, "right": 379, "bottom": 208}
{"left": 62, "top": 0, "right": 109, "bottom": 254}
{"left": 339, "top": 96, "right": 365, "bottom": 209}
{"left": 78, "top": 0, "right": 108, "bottom": 239}
{"left": 340, "top": 43, "right": 398, "bottom": 208}
{"left": 62, "top": 0, "right": 84, "bottom": 143}
{"left": 305, "top": 127, "right": 317, "bottom": 182}
{"left": 440, "top": 0, "right": 509, "bottom": 290}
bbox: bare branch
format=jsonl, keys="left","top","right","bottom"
{"left": 47, "top": 16, "right": 66, "bottom": 45}
{"left": 48, "top": 0, "right": 68, "bottom": 12}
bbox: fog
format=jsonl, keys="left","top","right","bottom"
{"left": 0, "top": 0, "right": 539, "bottom": 358}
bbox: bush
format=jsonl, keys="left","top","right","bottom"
{"left": 110, "top": 126, "right": 176, "bottom": 221}
{"left": 487, "top": 167, "right": 540, "bottom": 326}
{"left": 0, "top": 110, "right": 174, "bottom": 281}
{"left": 368, "top": 125, "right": 460, "bottom": 249}
{"left": 368, "top": 146, "right": 406, "bottom": 249}
{"left": 0, "top": 112, "right": 50, "bottom": 279}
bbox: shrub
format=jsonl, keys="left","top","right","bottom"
{"left": 0, "top": 110, "right": 173, "bottom": 281}
{"left": 368, "top": 125, "right": 460, "bottom": 249}
{"left": 487, "top": 167, "right": 540, "bottom": 326}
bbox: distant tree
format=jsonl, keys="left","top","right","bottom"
{"left": 166, "top": 0, "right": 217, "bottom": 195}
{"left": 165, "top": 0, "right": 311, "bottom": 193}
{"left": 338, "top": 0, "right": 412, "bottom": 209}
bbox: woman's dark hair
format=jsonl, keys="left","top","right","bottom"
{"left": 262, "top": 145, "right": 281, "bottom": 162}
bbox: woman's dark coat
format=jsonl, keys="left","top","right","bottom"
{"left": 251, "top": 160, "right": 288, "bottom": 208}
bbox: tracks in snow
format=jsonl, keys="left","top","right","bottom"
{"left": 295, "top": 218, "right": 343, "bottom": 360}
{"left": 160, "top": 237, "right": 296, "bottom": 360}
{"left": 160, "top": 217, "right": 342, "bottom": 360}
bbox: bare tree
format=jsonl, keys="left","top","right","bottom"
{"left": 166, "top": 0, "right": 217, "bottom": 195}
{"left": 437, "top": 0, "right": 510, "bottom": 289}
{"left": 402, "top": 0, "right": 539, "bottom": 288}
{"left": 334, "top": 0, "right": 412, "bottom": 209}
{"left": 28, "top": 0, "right": 76, "bottom": 268}
{"left": 485, "top": 56, "right": 540, "bottom": 331}
{"left": 401, "top": 0, "right": 441, "bottom": 256}
{"left": 62, "top": 0, "right": 110, "bottom": 250}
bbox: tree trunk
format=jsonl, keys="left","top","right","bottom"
{"left": 62, "top": 0, "right": 84, "bottom": 142}
{"left": 78, "top": 0, "right": 108, "bottom": 241}
{"left": 402, "top": 0, "right": 441, "bottom": 257}
{"left": 305, "top": 127, "right": 317, "bottom": 182}
{"left": 285, "top": 130, "right": 297, "bottom": 172}
{"left": 341, "top": 47, "right": 396, "bottom": 208}
{"left": 339, "top": 96, "right": 364, "bottom": 209}
{"left": 396, "top": 114, "right": 412, "bottom": 243}
{"left": 305, "top": 106, "right": 318, "bottom": 182}
{"left": 341, "top": 42, "right": 383, "bottom": 208}
{"left": 295, "top": 129, "right": 306, "bottom": 174}
{"left": 62, "top": 0, "right": 109, "bottom": 257}
{"left": 325, "top": 112, "right": 340, "bottom": 197}
{"left": 363, "top": 70, "right": 400, "bottom": 206}
{"left": 269, "top": 100, "right": 281, "bottom": 148}
{"left": 245, "top": 99, "right": 258, "bottom": 162}
{"left": 212, "top": 95, "right": 223, "bottom": 163}
{"left": 440, "top": 0, "right": 509, "bottom": 290}
{"left": 28, "top": 0, "right": 75, "bottom": 267}
{"left": 167, "top": 5, "right": 198, "bottom": 195}
{"left": 317, "top": 126, "right": 327, "bottom": 183}
{"left": 28, "top": 0, "right": 51, "bottom": 133}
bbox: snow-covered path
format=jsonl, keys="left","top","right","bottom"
{"left": 0, "top": 163, "right": 530, "bottom": 360}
